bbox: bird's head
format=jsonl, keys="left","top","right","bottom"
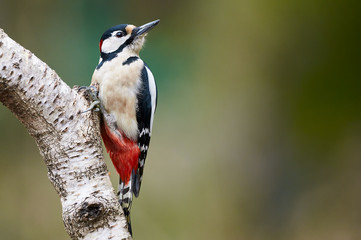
{"left": 99, "top": 19, "right": 160, "bottom": 58}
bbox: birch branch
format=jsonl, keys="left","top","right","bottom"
{"left": 0, "top": 28, "right": 132, "bottom": 240}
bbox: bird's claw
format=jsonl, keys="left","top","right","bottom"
{"left": 82, "top": 85, "right": 98, "bottom": 100}
{"left": 79, "top": 85, "right": 101, "bottom": 113}
{"left": 81, "top": 100, "right": 100, "bottom": 113}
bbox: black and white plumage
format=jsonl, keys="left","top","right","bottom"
{"left": 134, "top": 64, "right": 157, "bottom": 196}
{"left": 90, "top": 20, "right": 159, "bottom": 235}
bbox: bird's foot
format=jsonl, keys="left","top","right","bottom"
{"left": 79, "top": 85, "right": 102, "bottom": 113}
{"left": 82, "top": 100, "right": 101, "bottom": 113}
{"left": 78, "top": 85, "right": 122, "bottom": 139}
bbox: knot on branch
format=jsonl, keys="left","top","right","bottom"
{"left": 78, "top": 201, "right": 104, "bottom": 222}
{"left": 63, "top": 196, "right": 123, "bottom": 239}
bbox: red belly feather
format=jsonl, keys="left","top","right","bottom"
{"left": 100, "top": 120, "right": 140, "bottom": 183}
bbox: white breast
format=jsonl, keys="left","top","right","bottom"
{"left": 91, "top": 53, "right": 143, "bottom": 140}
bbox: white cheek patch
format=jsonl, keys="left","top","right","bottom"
{"left": 101, "top": 32, "right": 131, "bottom": 54}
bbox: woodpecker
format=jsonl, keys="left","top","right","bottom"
{"left": 88, "top": 19, "right": 159, "bottom": 235}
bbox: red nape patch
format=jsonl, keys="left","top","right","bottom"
{"left": 100, "top": 120, "right": 140, "bottom": 183}
{"left": 99, "top": 39, "right": 104, "bottom": 53}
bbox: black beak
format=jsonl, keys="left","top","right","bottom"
{"left": 133, "top": 19, "right": 160, "bottom": 37}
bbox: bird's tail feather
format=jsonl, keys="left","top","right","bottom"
{"left": 118, "top": 171, "right": 135, "bottom": 235}
{"left": 125, "top": 210, "right": 133, "bottom": 236}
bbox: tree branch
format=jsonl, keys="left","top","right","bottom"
{"left": 0, "top": 28, "right": 132, "bottom": 239}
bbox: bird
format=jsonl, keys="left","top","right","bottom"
{"left": 87, "top": 19, "right": 159, "bottom": 235}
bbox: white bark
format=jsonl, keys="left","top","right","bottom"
{"left": 0, "top": 28, "right": 132, "bottom": 240}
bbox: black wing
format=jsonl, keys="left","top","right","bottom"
{"left": 133, "top": 64, "right": 157, "bottom": 197}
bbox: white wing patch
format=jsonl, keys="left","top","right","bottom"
{"left": 146, "top": 66, "right": 157, "bottom": 135}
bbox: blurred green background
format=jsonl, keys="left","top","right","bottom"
{"left": 1, "top": 0, "right": 361, "bottom": 239}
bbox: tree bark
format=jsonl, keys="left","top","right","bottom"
{"left": 0, "top": 28, "right": 132, "bottom": 239}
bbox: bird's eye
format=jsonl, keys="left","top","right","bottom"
{"left": 116, "top": 32, "right": 124, "bottom": 38}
